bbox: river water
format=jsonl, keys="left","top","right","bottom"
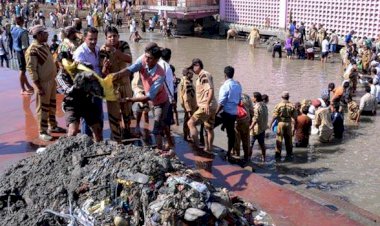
{"left": 10, "top": 27, "right": 378, "bottom": 216}
{"left": 124, "top": 32, "right": 380, "bottom": 216}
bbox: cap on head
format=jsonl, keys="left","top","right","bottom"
{"left": 281, "top": 91, "right": 290, "bottom": 98}
{"left": 29, "top": 25, "right": 47, "bottom": 36}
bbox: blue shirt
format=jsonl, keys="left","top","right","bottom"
{"left": 289, "top": 24, "right": 296, "bottom": 35}
{"left": 218, "top": 79, "right": 242, "bottom": 115}
{"left": 73, "top": 43, "right": 101, "bottom": 75}
{"left": 128, "top": 58, "right": 165, "bottom": 100}
{"left": 345, "top": 34, "right": 352, "bottom": 44}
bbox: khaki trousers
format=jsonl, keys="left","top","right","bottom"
{"left": 35, "top": 79, "right": 57, "bottom": 134}
{"left": 234, "top": 117, "right": 250, "bottom": 158}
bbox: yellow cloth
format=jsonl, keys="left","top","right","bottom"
{"left": 62, "top": 59, "right": 117, "bottom": 101}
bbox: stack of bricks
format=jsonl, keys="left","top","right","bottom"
{"left": 288, "top": 0, "right": 380, "bottom": 39}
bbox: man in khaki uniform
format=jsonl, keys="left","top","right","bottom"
{"left": 179, "top": 68, "right": 197, "bottom": 141}
{"left": 250, "top": 92, "right": 268, "bottom": 162}
{"left": 25, "top": 25, "right": 65, "bottom": 141}
{"left": 234, "top": 93, "right": 254, "bottom": 161}
{"left": 269, "top": 91, "right": 297, "bottom": 159}
{"left": 100, "top": 26, "right": 132, "bottom": 142}
{"left": 187, "top": 58, "right": 217, "bottom": 153}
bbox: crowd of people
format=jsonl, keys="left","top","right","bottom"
{"left": 1, "top": 2, "right": 379, "bottom": 167}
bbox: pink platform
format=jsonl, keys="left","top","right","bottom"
{"left": 220, "top": 0, "right": 380, "bottom": 39}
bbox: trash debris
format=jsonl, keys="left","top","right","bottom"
{"left": 0, "top": 135, "right": 273, "bottom": 225}
{"left": 36, "top": 147, "right": 46, "bottom": 154}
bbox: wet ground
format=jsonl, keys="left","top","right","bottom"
{"left": 2, "top": 22, "right": 380, "bottom": 220}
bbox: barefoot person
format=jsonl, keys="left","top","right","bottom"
{"left": 112, "top": 43, "right": 172, "bottom": 155}
{"left": 187, "top": 58, "right": 217, "bottom": 153}
{"left": 11, "top": 16, "right": 34, "bottom": 95}
{"left": 250, "top": 92, "right": 268, "bottom": 162}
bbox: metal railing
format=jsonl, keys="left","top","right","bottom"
{"left": 137, "top": 0, "right": 219, "bottom": 7}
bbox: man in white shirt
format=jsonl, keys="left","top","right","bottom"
{"left": 321, "top": 36, "right": 330, "bottom": 63}
{"left": 357, "top": 86, "right": 377, "bottom": 122}
{"left": 158, "top": 48, "right": 175, "bottom": 148}
{"left": 329, "top": 30, "right": 339, "bottom": 53}
{"left": 148, "top": 18, "right": 155, "bottom": 32}
{"left": 73, "top": 27, "right": 105, "bottom": 139}
{"left": 86, "top": 12, "right": 93, "bottom": 27}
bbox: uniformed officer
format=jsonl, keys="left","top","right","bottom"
{"left": 234, "top": 93, "right": 254, "bottom": 161}
{"left": 25, "top": 25, "right": 66, "bottom": 141}
{"left": 179, "top": 68, "right": 197, "bottom": 141}
{"left": 269, "top": 91, "right": 297, "bottom": 159}
{"left": 100, "top": 26, "right": 133, "bottom": 143}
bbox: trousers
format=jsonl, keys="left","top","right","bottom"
{"left": 215, "top": 112, "right": 237, "bottom": 155}
{"left": 234, "top": 116, "right": 250, "bottom": 158}
{"left": 276, "top": 121, "right": 293, "bottom": 155}
{"left": 35, "top": 79, "right": 57, "bottom": 134}
{"left": 107, "top": 100, "right": 131, "bottom": 142}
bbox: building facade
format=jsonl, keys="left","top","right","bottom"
{"left": 220, "top": 0, "right": 380, "bottom": 39}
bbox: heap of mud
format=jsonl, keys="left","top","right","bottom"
{"left": 0, "top": 136, "right": 271, "bottom": 225}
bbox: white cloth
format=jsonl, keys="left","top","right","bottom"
{"left": 359, "top": 93, "right": 377, "bottom": 111}
{"left": 158, "top": 59, "right": 174, "bottom": 102}
{"left": 149, "top": 19, "right": 154, "bottom": 28}
{"left": 321, "top": 39, "right": 329, "bottom": 52}
{"left": 86, "top": 15, "right": 93, "bottom": 26}
{"left": 0, "top": 33, "right": 8, "bottom": 56}
{"left": 370, "top": 84, "right": 380, "bottom": 103}
{"left": 130, "top": 19, "right": 136, "bottom": 33}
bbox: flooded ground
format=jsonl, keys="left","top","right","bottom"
{"left": 7, "top": 26, "right": 379, "bottom": 216}
{"left": 130, "top": 32, "right": 379, "bottom": 216}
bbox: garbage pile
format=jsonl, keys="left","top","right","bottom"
{"left": 0, "top": 135, "right": 272, "bottom": 226}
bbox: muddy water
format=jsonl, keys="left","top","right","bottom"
{"left": 124, "top": 32, "right": 380, "bottom": 216}
{"left": 22, "top": 27, "right": 378, "bottom": 216}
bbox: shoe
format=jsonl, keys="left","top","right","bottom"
{"left": 39, "top": 133, "right": 53, "bottom": 141}
{"left": 48, "top": 126, "right": 66, "bottom": 133}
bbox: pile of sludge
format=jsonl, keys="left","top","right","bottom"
{"left": 0, "top": 135, "right": 271, "bottom": 226}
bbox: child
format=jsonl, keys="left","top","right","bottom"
{"left": 285, "top": 35, "right": 293, "bottom": 59}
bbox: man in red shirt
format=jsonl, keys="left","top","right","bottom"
{"left": 294, "top": 106, "right": 312, "bottom": 147}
